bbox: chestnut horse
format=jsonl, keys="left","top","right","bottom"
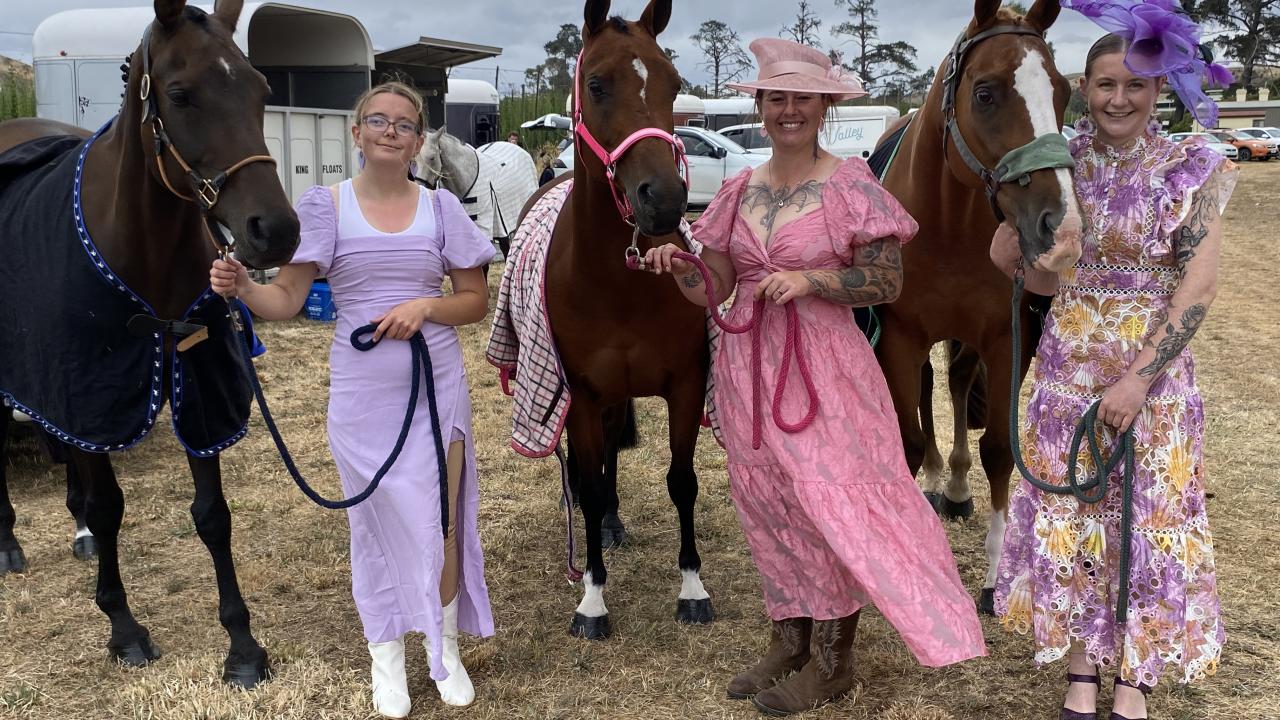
{"left": 875, "top": 0, "right": 1081, "bottom": 613}
{"left": 0, "top": 0, "right": 298, "bottom": 685}
{"left": 539, "top": 0, "right": 712, "bottom": 638}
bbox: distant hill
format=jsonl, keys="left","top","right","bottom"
{"left": 0, "top": 55, "right": 34, "bottom": 81}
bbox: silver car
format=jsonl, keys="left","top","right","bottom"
{"left": 1167, "top": 132, "right": 1239, "bottom": 160}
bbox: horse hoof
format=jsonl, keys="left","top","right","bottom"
{"left": 923, "top": 492, "right": 943, "bottom": 514}
{"left": 223, "top": 648, "right": 272, "bottom": 689}
{"left": 0, "top": 546, "right": 28, "bottom": 574}
{"left": 940, "top": 496, "right": 974, "bottom": 521}
{"left": 676, "top": 598, "right": 715, "bottom": 625}
{"left": 978, "top": 588, "right": 995, "bottom": 616}
{"left": 72, "top": 536, "right": 98, "bottom": 561}
{"left": 111, "top": 635, "right": 162, "bottom": 667}
{"left": 601, "top": 518, "right": 628, "bottom": 549}
{"left": 569, "top": 612, "right": 611, "bottom": 640}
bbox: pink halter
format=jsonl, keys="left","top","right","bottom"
{"left": 573, "top": 49, "right": 689, "bottom": 226}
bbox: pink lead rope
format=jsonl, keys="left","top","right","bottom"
{"left": 626, "top": 249, "right": 819, "bottom": 449}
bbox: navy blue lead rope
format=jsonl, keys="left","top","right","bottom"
{"left": 228, "top": 303, "right": 449, "bottom": 535}
{"left": 1009, "top": 272, "right": 1136, "bottom": 622}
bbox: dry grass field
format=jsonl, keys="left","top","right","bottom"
{"left": 2, "top": 161, "right": 1277, "bottom": 720}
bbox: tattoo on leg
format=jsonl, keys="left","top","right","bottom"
{"left": 1138, "top": 304, "right": 1207, "bottom": 378}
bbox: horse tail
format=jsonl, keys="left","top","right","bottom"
{"left": 947, "top": 340, "right": 989, "bottom": 430}
{"left": 617, "top": 398, "right": 639, "bottom": 450}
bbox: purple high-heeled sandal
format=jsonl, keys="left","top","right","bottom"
{"left": 1061, "top": 672, "right": 1101, "bottom": 720}
{"left": 1109, "top": 677, "right": 1151, "bottom": 720}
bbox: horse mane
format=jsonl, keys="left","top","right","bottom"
{"left": 606, "top": 16, "right": 630, "bottom": 34}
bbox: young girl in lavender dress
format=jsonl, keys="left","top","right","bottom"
{"left": 991, "top": 7, "right": 1238, "bottom": 718}
{"left": 210, "top": 81, "right": 495, "bottom": 718}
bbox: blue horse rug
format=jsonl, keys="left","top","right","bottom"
{"left": 0, "top": 124, "right": 257, "bottom": 456}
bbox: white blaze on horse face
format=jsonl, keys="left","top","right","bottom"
{"left": 678, "top": 568, "right": 710, "bottom": 601}
{"left": 984, "top": 508, "right": 1006, "bottom": 590}
{"left": 576, "top": 570, "right": 608, "bottom": 618}
{"left": 632, "top": 58, "right": 649, "bottom": 102}
{"left": 217, "top": 57, "right": 235, "bottom": 79}
{"left": 1013, "top": 46, "right": 1083, "bottom": 260}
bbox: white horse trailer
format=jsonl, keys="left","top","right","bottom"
{"left": 33, "top": 3, "right": 374, "bottom": 204}
{"left": 445, "top": 78, "right": 499, "bottom": 148}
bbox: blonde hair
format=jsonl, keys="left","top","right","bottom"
{"left": 352, "top": 81, "right": 425, "bottom": 133}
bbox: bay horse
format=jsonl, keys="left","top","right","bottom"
{"left": 537, "top": 0, "right": 712, "bottom": 638}
{"left": 0, "top": 0, "right": 298, "bottom": 685}
{"left": 875, "top": 0, "right": 1082, "bottom": 613}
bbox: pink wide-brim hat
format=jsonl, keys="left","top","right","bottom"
{"left": 727, "top": 37, "right": 867, "bottom": 102}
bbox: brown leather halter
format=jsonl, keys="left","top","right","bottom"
{"left": 137, "top": 23, "right": 276, "bottom": 257}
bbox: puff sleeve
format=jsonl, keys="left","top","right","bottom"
{"left": 823, "top": 159, "right": 919, "bottom": 264}
{"left": 289, "top": 185, "right": 338, "bottom": 276}
{"left": 436, "top": 188, "right": 498, "bottom": 271}
{"left": 1155, "top": 140, "right": 1238, "bottom": 237}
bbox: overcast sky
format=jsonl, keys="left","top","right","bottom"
{"left": 1, "top": 0, "right": 1111, "bottom": 92}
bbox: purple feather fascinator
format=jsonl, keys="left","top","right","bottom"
{"left": 1062, "top": 0, "right": 1233, "bottom": 127}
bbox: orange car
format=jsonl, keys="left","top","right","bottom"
{"left": 1208, "top": 129, "right": 1274, "bottom": 161}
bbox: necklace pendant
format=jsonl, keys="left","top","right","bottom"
{"left": 777, "top": 199, "right": 785, "bottom": 207}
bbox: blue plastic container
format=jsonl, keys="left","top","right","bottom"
{"left": 304, "top": 281, "right": 337, "bottom": 321}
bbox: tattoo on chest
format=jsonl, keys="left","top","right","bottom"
{"left": 741, "top": 180, "right": 825, "bottom": 238}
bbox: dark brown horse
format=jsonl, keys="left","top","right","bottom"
{"left": 537, "top": 0, "right": 712, "bottom": 638}
{"left": 0, "top": 0, "right": 297, "bottom": 685}
{"left": 875, "top": 0, "right": 1082, "bottom": 613}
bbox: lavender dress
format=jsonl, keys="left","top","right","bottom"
{"left": 292, "top": 181, "right": 496, "bottom": 680}
{"left": 995, "top": 125, "right": 1237, "bottom": 687}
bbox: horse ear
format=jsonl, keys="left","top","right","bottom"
{"left": 213, "top": 0, "right": 245, "bottom": 34}
{"left": 638, "top": 0, "right": 671, "bottom": 37}
{"left": 1023, "top": 0, "right": 1061, "bottom": 34}
{"left": 584, "top": 0, "right": 610, "bottom": 36}
{"left": 154, "top": 0, "right": 186, "bottom": 30}
{"left": 969, "top": 0, "right": 1002, "bottom": 33}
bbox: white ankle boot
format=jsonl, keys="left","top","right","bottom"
{"left": 427, "top": 596, "right": 475, "bottom": 706}
{"left": 368, "top": 638, "right": 411, "bottom": 718}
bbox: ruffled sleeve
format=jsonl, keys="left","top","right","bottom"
{"left": 689, "top": 167, "right": 753, "bottom": 253}
{"left": 823, "top": 158, "right": 919, "bottom": 263}
{"left": 436, "top": 188, "right": 497, "bottom": 271}
{"left": 289, "top": 185, "right": 338, "bottom": 276}
{"left": 1154, "top": 140, "right": 1238, "bottom": 237}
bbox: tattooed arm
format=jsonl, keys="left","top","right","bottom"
{"left": 642, "top": 243, "right": 737, "bottom": 308}
{"left": 794, "top": 238, "right": 904, "bottom": 307}
{"left": 1096, "top": 170, "right": 1223, "bottom": 431}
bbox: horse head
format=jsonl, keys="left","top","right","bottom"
{"left": 129, "top": 0, "right": 299, "bottom": 269}
{"left": 577, "top": 0, "right": 687, "bottom": 236}
{"left": 949, "top": 0, "right": 1082, "bottom": 272}
{"left": 415, "top": 128, "right": 480, "bottom": 199}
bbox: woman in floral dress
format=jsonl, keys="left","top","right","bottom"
{"left": 991, "top": 22, "right": 1237, "bottom": 720}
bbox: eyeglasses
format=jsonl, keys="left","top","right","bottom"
{"left": 361, "top": 115, "right": 420, "bottom": 137}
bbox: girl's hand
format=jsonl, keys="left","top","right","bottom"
{"left": 371, "top": 299, "right": 435, "bottom": 341}
{"left": 641, "top": 243, "right": 694, "bottom": 275}
{"left": 755, "top": 271, "right": 811, "bottom": 305}
{"left": 210, "top": 257, "right": 252, "bottom": 299}
{"left": 1098, "top": 374, "right": 1148, "bottom": 433}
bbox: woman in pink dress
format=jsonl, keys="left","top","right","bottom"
{"left": 210, "top": 82, "right": 495, "bottom": 717}
{"left": 643, "top": 39, "right": 986, "bottom": 715}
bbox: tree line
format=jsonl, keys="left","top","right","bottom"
{"left": 0, "top": 70, "right": 36, "bottom": 123}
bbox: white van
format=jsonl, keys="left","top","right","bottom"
{"left": 718, "top": 105, "right": 901, "bottom": 160}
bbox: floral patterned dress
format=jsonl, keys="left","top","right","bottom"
{"left": 994, "top": 122, "right": 1237, "bottom": 687}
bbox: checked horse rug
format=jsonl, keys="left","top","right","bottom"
{"left": 485, "top": 179, "right": 723, "bottom": 458}
{"left": 0, "top": 123, "right": 254, "bottom": 455}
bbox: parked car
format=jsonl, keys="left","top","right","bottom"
{"left": 718, "top": 106, "right": 900, "bottom": 161}
{"left": 1206, "top": 129, "right": 1272, "bottom": 161}
{"left": 1167, "top": 132, "right": 1239, "bottom": 160}
{"left": 553, "top": 126, "right": 768, "bottom": 209}
{"left": 1235, "top": 127, "right": 1280, "bottom": 156}
{"left": 1247, "top": 126, "right": 1280, "bottom": 140}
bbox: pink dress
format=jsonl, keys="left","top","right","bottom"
{"left": 691, "top": 160, "right": 986, "bottom": 667}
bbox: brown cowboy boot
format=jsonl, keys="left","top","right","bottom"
{"left": 727, "top": 617, "right": 813, "bottom": 699}
{"left": 751, "top": 611, "right": 860, "bottom": 716}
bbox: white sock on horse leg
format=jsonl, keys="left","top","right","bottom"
{"left": 575, "top": 570, "right": 608, "bottom": 618}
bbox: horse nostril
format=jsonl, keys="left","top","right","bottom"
{"left": 637, "top": 182, "right": 655, "bottom": 204}
{"left": 1038, "top": 209, "right": 1061, "bottom": 240}
{"left": 247, "top": 216, "right": 265, "bottom": 240}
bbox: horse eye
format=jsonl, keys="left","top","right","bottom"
{"left": 167, "top": 89, "right": 190, "bottom": 107}
{"left": 587, "top": 78, "right": 605, "bottom": 99}
{"left": 974, "top": 87, "right": 994, "bottom": 105}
